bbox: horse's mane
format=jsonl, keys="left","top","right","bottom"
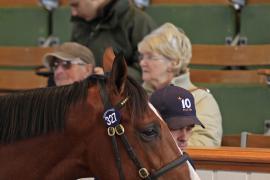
{"left": 0, "top": 75, "right": 148, "bottom": 144}
{"left": 0, "top": 78, "right": 91, "bottom": 144}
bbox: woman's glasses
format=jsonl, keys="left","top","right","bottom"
{"left": 50, "top": 59, "right": 86, "bottom": 71}
{"left": 138, "top": 53, "right": 171, "bottom": 62}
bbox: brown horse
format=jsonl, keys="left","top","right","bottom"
{"left": 0, "top": 51, "right": 195, "bottom": 180}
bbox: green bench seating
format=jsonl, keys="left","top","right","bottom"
{"left": 196, "top": 83, "right": 270, "bottom": 135}
{"left": 189, "top": 45, "right": 270, "bottom": 135}
{"left": 145, "top": 4, "right": 236, "bottom": 44}
{"left": 51, "top": 5, "right": 237, "bottom": 45}
{"left": 240, "top": 4, "right": 270, "bottom": 44}
{"left": 0, "top": 7, "right": 48, "bottom": 46}
{"left": 52, "top": 6, "right": 72, "bottom": 43}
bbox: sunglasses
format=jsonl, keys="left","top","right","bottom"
{"left": 50, "top": 59, "right": 86, "bottom": 70}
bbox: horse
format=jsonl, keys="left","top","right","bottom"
{"left": 0, "top": 50, "right": 198, "bottom": 180}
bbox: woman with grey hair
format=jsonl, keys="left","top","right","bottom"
{"left": 138, "top": 22, "right": 222, "bottom": 147}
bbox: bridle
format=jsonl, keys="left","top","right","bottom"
{"left": 97, "top": 77, "right": 190, "bottom": 180}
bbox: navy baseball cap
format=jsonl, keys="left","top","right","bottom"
{"left": 150, "top": 85, "right": 205, "bottom": 130}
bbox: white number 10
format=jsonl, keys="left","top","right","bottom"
{"left": 181, "top": 99, "right": 191, "bottom": 108}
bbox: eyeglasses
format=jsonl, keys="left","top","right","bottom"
{"left": 50, "top": 59, "right": 86, "bottom": 71}
{"left": 138, "top": 53, "right": 171, "bottom": 62}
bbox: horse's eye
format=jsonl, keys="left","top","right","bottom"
{"left": 139, "top": 125, "right": 159, "bottom": 142}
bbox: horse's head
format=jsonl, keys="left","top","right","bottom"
{"left": 81, "top": 49, "right": 191, "bottom": 179}
{"left": 0, "top": 48, "right": 192, "bottom": 180}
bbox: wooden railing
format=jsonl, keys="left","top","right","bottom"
{"left": 0, "top": 0, "right": 39, "bottom": 6}
{"left": 187, "top": 147, "right": 270, "bottom": 173}
{"left": 0, "top": 47, "right": 53, "bottom": 92}
{"left": 0, "top": 47, "right": 53, "bottom": 66}
{"left": 190, "top": 45, "right": 270, "bottom": 84}
{"left": 0, "top": 45, "right": 270, "bottom": 92}
{"left": 151, "top": 0, "right": 230, "bottom": 4}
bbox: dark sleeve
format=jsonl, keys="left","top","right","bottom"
{"left": 70, "top": 16, "right": 78, "bottom": 41}
{"left": 70, "top": 16, "right": 88, "bottom": 43}
{"left": 128, "top": 8, "right": 157, "bottom": 64}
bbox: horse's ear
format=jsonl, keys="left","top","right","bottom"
{"left": 103, "top": 47, "right": 115, "bottom": 73}
{"left": 110, "top": 52, "right": 127, "bottom": 94}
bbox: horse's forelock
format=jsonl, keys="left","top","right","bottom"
{"left": 124, "top": 77, "right": 148, "bottom": 122}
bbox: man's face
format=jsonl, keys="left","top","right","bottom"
{"left": 69, "top": 0, "right": 108, "bottom": 21}
{"left": 170, "top": 125, "right": 194, "bottom": 150}
{"left": 51, "top": 59, "right": 93, "bottom": 86}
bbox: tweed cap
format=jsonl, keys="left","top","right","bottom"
{"left": 43, "top": 42, "right": 95, "bottom": 68}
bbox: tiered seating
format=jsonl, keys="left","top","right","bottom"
{"left": 151, "top": 0, "right": 229, "bottom": 4}
{"left": 1, "top": 0, "right": 270, "bottom": 136}
{"left": 211, "top": 83, "right": 270, "bottom": 135}
{"left": 190, "top": 45, "right": 270, "bottom": 84}
{"left": 189, "top": 45, "right": 270, "bottom": 135}
{"left": 240, "top": 3, "right": 270, "bottom": 44}
{"left": 0, "top": 0, "right": 69, "bottom": 45}
{"left": 52, "top": 1, "right": 237, "bottom": 44}
{"left": 145, "top": 4, "right": 236, "bottom": 44}
{"left": 0, "top": 47, "right": 53, "bottom": 93}
{"left": 0, "top": 1, "right": 48, "bottom": 46}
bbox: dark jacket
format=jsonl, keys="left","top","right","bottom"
{"left": 71, "top": 0, "right": 157, "bottom": 81}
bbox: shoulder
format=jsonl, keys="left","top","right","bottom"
{"left": 70, "top": 17, "right": 89, "bottom": 34}
{"left": 123, "top": 6, "right": 156, "bottom": 28}
{"left": 190, "top": 87, "right": 219, "bottom": 107}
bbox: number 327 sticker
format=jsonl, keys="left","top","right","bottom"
{"left": 103, "top": 108, "right": 121, "bottom": 127}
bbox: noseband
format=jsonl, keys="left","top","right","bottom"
{"left": 97, "top": 77, "right": 190, "bottom": 180}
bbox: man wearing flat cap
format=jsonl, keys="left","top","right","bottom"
{"left": 43, "top": 42, "right": 101, "bottom": 86}
{"left": 150, "top": 85, "right": 204, "bottom": 150}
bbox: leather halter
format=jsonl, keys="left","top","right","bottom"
{"left": 97, "top": 77, "right": 190, "bottom": 179}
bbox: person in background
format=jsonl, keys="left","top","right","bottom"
{"left": 69, "top": 0, "right": 157, "bottom": 82}
{"left": 138, "top": 22, "right": 222, "bottom": 147}
{"left": 43, "top": 42, "right": 101, "bottom": 86}
{"left": 150, "top": 85, "right": 205, "bottom": 150}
